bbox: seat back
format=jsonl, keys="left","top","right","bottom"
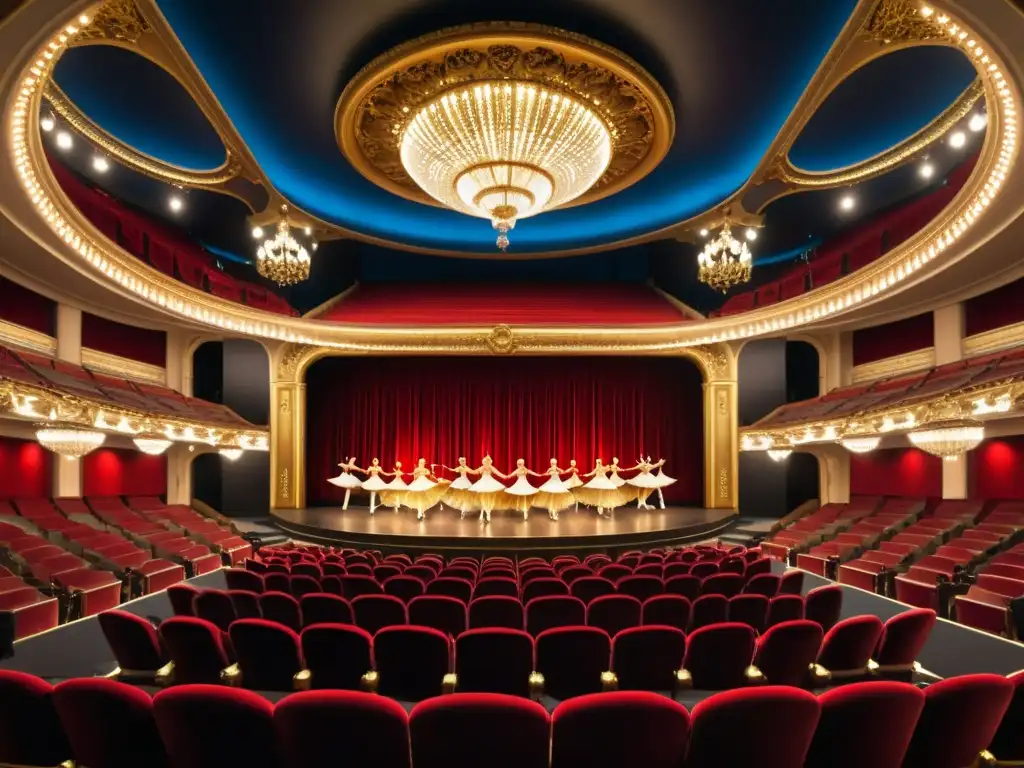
{"left": 743, "top": 573, "right": 781, "bottom": 598}
{"left": 0, "top": 670, "right": 72, "bottom": 767}
{"left": 682, "top": 623, "right": 756, "bottom": 690}
{"left": 159, "top": 617, "right": 231, "bottom": 685}
{"left": 817, "top": 615, "right": 884, "bottom": 678}
{"left": 570, "top": 576, "right": 616, "bottom": 605}
{"left": 875, "top": 608, "right": 936, "bottom": 668}
{"left": 352, "top": 594, "right": 408, "bottom": 635}
{"left": 641, "top": 594, "right": 691, "bottom": 632}
{"left": 166, "top": 584, "right": 199, "bottom": 616}
{"left": 690, "top": 594, "right": 728, "bottom": 630}
{"left": 988, "top": 669, "right": 1024, "bottom": 763}
{"left": 300, "top": 593, "right": 352, "bottom": 627}
{"left": 611, "top": 625, "right": 686, "bottom": 691}
{"left": 341, "top": 574, "right": 384, "bottom": 599}
{"left": 753, "top": 620, "right": 822, "bottom": 687}
{"left": 454, "top": 629, "right": 535, "bottom": 697}
{"left": 535, "top": 626, "right": 610, "bottom": 700}
{"left": 259, "top": 591, "right": 303, "bottom": 632}
{"left": 473, "top": 577, "right": 518, "bottom": 599}
{"left": 665, "top": 574, "right": 701, "bottom": 600}
{"left": 586, "top": 594, "right": 642, "bottom": 637}
{"left": 229, "top": 618, "right": 303, "bottom": 691}
{"left": 384, "top": 575, "right": 427, "bottom": 603}
{"left": 616, "top": 575, "right": 663, "bottom": 602}
{"left": 98, "top": 610, "right": 166, "bottom": 674}
{"left": 728, "top": 594, "right": 769, "bottom": 633}
{"left": 409, "top": 595, "right": 467, "bottom": 638}
{"left": 193, "top": 590, "right": 237, "bottom": 632}
{"left": 469, "top": 596, "right": 525, "bottom": 630}
{"left": 300, "top": 624, "right": 373, "bottom": 691}
{"left": 779, "top": 570, "right": 805, "bottom": 595}
{"left": 228, "top": 590, "right": 263, "bottom": 620}
{"left": 526, "top": 595, "right": 585, "bottom": 636}
{"left": 522, "top": 577, "right": 570, "bottom": 603}
{"left": 224, "top": 569, "right": 264, "bottom": 593}
{"left": 374, "top": 626, "right": 451, "bottom": 701}
{"left": 805, "top": 585, "right": 843, "bottom": 631}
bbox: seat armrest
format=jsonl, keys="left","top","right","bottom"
{"left": 293, "top": 669, "right": 312, "bottom": 691}
{"left": 360, "top": 670, "right": 379, "bottom": 694}
{"left": 155, "top": 661, "right": 175, "bottom": 687}
{"left": 220, "top": 663, "right": 242, "bottom": 687}
{"left": 442, "top": 673, "right": 458, "bottom": 694}
{"left": 744, "top": 664, "right": 766, "bottom": 686}
{"left": 673, "top": 668, "right": 693, "bottom": 692}
{"left": 601, "top": 671, "right": 618, "bottom": 692}
{"left": 807, "top": 663, "right": 831, "bottom": 687}
{"left": 528, "top": 671, "right": 545, "bottom": 700}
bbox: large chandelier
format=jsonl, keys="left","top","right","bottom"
{"left": 840, "top": 436, "right": 881, "bottom": 454}
{"left": 908, "top": 419, "right": 984, "bottom": 460}
{"left": 401, "top": 81, "right": 613, "bottom": 251}
{"left": 134, "top": 433, "right": 172, "bottom": 456}
{"left": 36, "top": 422, "right": 105, "bottom": 459}
{"left": 698, "top": 225, "right": 753, "bottom": 292}
{"left": 256, "top": 206, "right": 310, "bottom": 286}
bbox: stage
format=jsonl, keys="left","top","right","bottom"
{"left": 270, "top": 504, "right": 737, "bottom": 555}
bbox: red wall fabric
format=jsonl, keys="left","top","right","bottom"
{"left": 849, "top": 448, "right": 942, "bottom": 498}
{"left": 82, "top": 448, "right": 167, "bottom": 497}
{"left": 0, "top": 436, "right": 52, "bottom": 499}
{"left": 970, "top": 436, "right": 1024, "bottom": 499}
{"left": 305, "top": 356, "right": 704, "bottom": 506}
{"left": 0, "top": 278, "right": 55, "bottom": 336}
{"left": 852, "top": 312, "right": 934, "bottom": 366}
{"left": 965, "top": 276, "right": 1024, "bottom": 338}
{"left": 81, "top": 313, "right": 167, "bottom": 368}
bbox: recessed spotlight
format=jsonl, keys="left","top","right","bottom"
{"left": 303, "top": 226, "right": 312, "bottom": 236}
{"left": 919, "top": 5, "right": 933, "bottom": 17}
{"left": 78, "top": 14, "right": 91, "bottom": 24}
{"left": 745, "top": 228, "right": 758, "bottom": 241}
{"left": 252, "top": 226, "right": 264, "bottom": 239}
{"left": 40, "top": 116, "right": 54, "bottom": 132}
{"left": 55, "top": 131, "right": 72, "bottom": 150}
{"left": 91, "top": 156, "right": 109, "bottom": 173}
{"left": 949, "top": 130, "right": 967, "bottom": 148}
{"left": 919, "top": 162, "right": 934, "bottom": 179}
{"left": 839, "top": 195, "right": 855, "bottom": 212}
{"left": 168, "top": 196, "right": 183, "bottom": 213}
{"left": 969, "top": 113, "right": 988, "bottom": 132}
{"left": 699, "top": 228, "right": 709, "bottom": 237}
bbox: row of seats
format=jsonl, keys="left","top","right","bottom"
{"left": 100, "top": 604, "right": 935, "bottom": 696}
{"left": 1, "top": 670, "right": 1017, "bottom": 768}
{"left": 172, "top": 583, "right": 838, "bottom": 637}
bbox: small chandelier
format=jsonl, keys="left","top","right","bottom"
{"left": 840, "top": 436, "right": 881, "bottom": 454}
{"left": 908, "top": 419, "right": 985, "bottom": 460}
{"left": 219, "top": 448, "right": 243, "bottom": 461}
{"left": 767, "top": 449, "right": 792, "bottom": 462}
{"left": 36, "top": 422, "right": 105, "bottom": 459}
{"left": 256, "top": 205, "right": 311, "bottom": 286}
{"left": 134, "top": 433, "right": 172, "bottom": 456}
{"left": 698, "top": 224, "right": 752, "bottom": 292}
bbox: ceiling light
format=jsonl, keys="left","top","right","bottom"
{"left": 699, "top": 228, "right": 709, "bottom": 237}
{"left": 78, "top": 14, "right": 90, "bottom": 24}
{"left": 840, "top": 436, "right": 881, "bottom": 454}
{"left": 251, "top": 226, "right": 264, "bottom": 239}
{"left": 40, "top": 115, "right": 54, "bottom": 132}
{"left": 919, "top": 6, "right": 933, "bottom": 17}
{"left": 697, "top": 224, "right": 752, "bottom": 292}
{"left": 908, "top": 419, "right": 984, "bottom": 460}
{"left": 92, "top": 156, "right": 109, "bottom": 173}
{"left": 767, "top": 449, "right": 792, "bottom": 462}
{"left": 36, "top": 423, "right": 105, "bottom": 459}
{"left": 133, "top": 434, "right": 172, "bottom": 456}
{"left": 839, "top": 195, "right": 855, "bottom": 212}
{"left": 219, "top": 448, "right": 243, "bottom": 461}
{"left": 919, "top": 162, "right": 934, "bottom": 179}
{"left": 168, "top": 196, "right": 183, "bottom": 213}
{"left": 949, "top": 131, "right": 967, "bottom": 148}
{"left": 256, "top": 205, "right": 311, "bottom": 286}
{"left": 55, "top": 130, "right": 72, "bottom": 150}
{"left": 304, "top": 226, "right": 312, "bottom": 236}
{"left": 745, "top": 228, "right": 758, "bottom": 241}
{"left": 969, "top": 113, "right": 988, "bottom": 132}
{"left": 401, "top": 81, "right": 612, "bottom": 251}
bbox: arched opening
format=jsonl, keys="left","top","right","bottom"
{"left": 302, "top": 355, "right": 706, "bottom": 509}
{"left": 191, "top": 339, "right": 271, "bottom": 516}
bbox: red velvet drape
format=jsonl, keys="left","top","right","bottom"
{"left": 965, "top": 275, "right": 1024, "bottom": 338}
{"left": 0, "top": 436, "right": 52, "bottom": 499}
{"left": 306, "top": 357, "right": 704, "bottom": 506}
{"left": 970, "top": 436, "right": 1024, "bottom": 499}
{"left": 82, "top": 313, "right": 167, "bottom": 368}
{"left": 82, "top": 448, "right": 167, "bottom": 497}
{"left": 849, "top": 448, "right": 942, "bottom": 498}
{"left": 852, "top": 312, "right": 934, "bottom": 366}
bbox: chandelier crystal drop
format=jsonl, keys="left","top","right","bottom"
{"left": 698, "top": 224, "right": 753, "bottom": 292}
{"left": 134, "top": 433, "right": 172, "bottom": 456}
{"left": 219, "top": 448, "right": 243, "bottom": 462}
{"left": 36, "top": 422, "right": 106, "bottom": 459}
{"left": 908, "top": 419, "right": 985, "bottom": 460}
{"left": 767, "top": 449, "right": 792, "bottom": 462}
{"left": 840, "top": 436, "right": 881, "bottom": 454}
{"left": 400, "top": 81, "right": 613, "bottom": 251}
{"left": 256, "top": 205, "right": 311, "bottom": 286}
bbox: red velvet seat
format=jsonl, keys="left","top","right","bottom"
{"left": 167, "top": 583, "right": 199, "bottom": 616}
{"left": 744, "top": 572, "right": 781, "bottom": 597}
{"left": 154, "top": 685, "right": 276, "bottom": 768}
{"left": 289, "top": 574, "right": 321, "bottom": 599}
{"left": 804, "top": 681, "right": 925, "bottom": 768}
{"left": 259, "top": 590, "right": 303, "bottom": 632}
{"left": 682, "top": 622, "right": 757, "bottom": 690}
{"left": 98, "top": 610, "right": 167, "bottom": 680}
{"left": 689, "top": 562, "right": 719, "bottom": 579}
{"left": 535, "top": 626, "right": 611, "bottom": 700}
{"left": 403, "top": 565, "right": 436, "bottom": 583}
{"left": 701, "top": 572, "right": 745, "bottom": 598}
{"left": 291, "top": 562, "right": 324, "bottom": 579}
{"left": 373, "top": 564, "right": 403, "bottom": 582}
{"left": 158, "top": 617, "right": 232, "bottom": 685}
{"left": 664, "top": 574, "right": 702, "bottom": 600}
{"left": 384, "top": 574, "right": 426, "bottom": 603}
{"left": 226, "top": 590, "right": 262, "bottom": 620}
{"left": 988, "top": 669, "right": 1024, "bottom": 762}
{"left": 569, "top": 576, "right": 616, "bottom": 604}
{"left": 753, "top": 619, "right": 823, "bottom": 687}
{"left": 54, "top": 678, "right": 168, "bottom": 768}
{"left": 224, "top": 568, "right": 264, "bottom": 593}
{"left": 0, "top": 670, "right": 72, "bottom": 767}
{"left": 804, "top": 584, "right": 842, "bottom": 631}
{"left": 597, "top": 564, "right": 631, "bottom": 583}
{"left": 902, "top": 674, "right": 1014, "bottom": 768}
{"left": 0, "top": 587, "right": 58, "bottom": 638}
{"left": 728, "top": 593, "right": 769, "bottom": 633}
{"left": 767, "top": 594, "right": 805, "bottom": 627}
{"left": 816, "top": 615, "right": 884, "bottom": 680}
{"left": 300, "top": 623, "right": 373, "bottom": 690}
{"left": 352, "top": 594, "right": 408, "bottom": 635}
{"left": 409, "top": 595, "right": 467, "bottom": 638}
{"left": 779, "top": 569, "right": 805, "bottom": 595}
{"left": 615, "top": 574, "right": 663, "bottom": 602}
{"left": 551, "top": 690, "right": 690, "bottom": 768}
{"left": 275, "top": 690, "right": 411, "bottom": 768}
{"left": 265, "top": 572, "right": 291, "bottom": 592}
{"left": 193, "top": 589, "right": 237, "bottom": 632}
{"left": 426, "top": 576, "right": 474, "bottom": 605}
{"left": 473, "top": 576, "right": 518, "bottom": 598}
{"left": 874, "top": 608, "right": 935, "bottom": 676}
{"left": 410, "top": 693, "right": 550, "bottom": 768}
{"left": 374, "top": 625, "right": 451, "bottom": 701}
{"left": 454, "top": 628, "right": 535, "bottom": 697}
{"left": 526, "top": 595, "right": 586, "bottom": 637}
{"left": 690, "top": 593, "right": 729, "bottom": 630}
{"left": 469, "top": 595, "right": 525, "bottom": 630}
{"left": 300, "top": 593, "right": 352, "bottom": 626}
{"left": 228, "top": 618, "right": 304, "bottom": 691}
{"left": 610, "top": 625, "right": 686, "bottom": 691}
{"left": 641, "top": 594, "right": 691, "bottom": 632}
{"left": 340, "top": 574, "right": 384, "bottom": 599}
{"left": 522, "top": 577, "right": 570, "bottom": 602}
{"left": 586, "top": 594, "right": 642, "bottom": 637}
{"left": 686, "top": 686, "right": 821, "bottom": 768}
{"left": 559, "top": 565, "right": 593, "bottom": 584}
{"left": 440, "top": 566, "right": 477, "bottom": 582}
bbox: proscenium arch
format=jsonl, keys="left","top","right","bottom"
{"left": 268, "top": 341, "right": 739, "bottom": 512}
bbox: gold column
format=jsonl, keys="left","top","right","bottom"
{"left": 270, "top": 381, "right": 306, "bottom": 510}
{"left": 703, "top": 379, "right": 738, "bottom": 510}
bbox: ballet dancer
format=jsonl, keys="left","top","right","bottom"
{"left": 607, "top": 456, "right": 638, "bottom": 508}
{"left": 504, "top": 458, "right": 540, "bottom": 520}
{"left": 576, "top": 458, "right": 619, "bottom": 517}
{"left": 563, "top": 458, "right": 583, "bottom": 512}
{"left": 360, "top": 458, "right": 392, "bottom": 515}
{"left": 327, "top": 456, "right": 366, "bottom": 510}
{"left": 444, "top": 457, "right": 478, "bottom": 518}
{"left": 536, "top": 458, "right": 574, "bottom": 521}
{"left": 650, "top": 457, "right": 677, "bottom": 509}
{"left": 624, "top": 456, "right": 665, "bottom": 510}
{"left": 468, "top": 455, "right": 507, "bottom": 524}
{"left": 380, "top": 460, "right": 409, "bottom": 512}
{"left": 405, "top": 458, "right": 449, "bottom": 521}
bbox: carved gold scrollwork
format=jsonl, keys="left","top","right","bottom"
{"left": 74, "top": 0, "right": 152, "bottom": 45}
{"left": 277, "top": 344, "right": 314, "bottom": 381}
{"left": 862, "top": 0, "right": 947, "bottom": 45}
{"left": 485, "top": 325, "right": 516, "bottom": 355}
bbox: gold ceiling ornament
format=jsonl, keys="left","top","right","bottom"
{"left": 862, "top": 0, "right": 947, "bottom": 46}
{"left": 72, "top": 0, "right": 152, "bottom": 46}
{"left": 257, "top": 205, "right": 312, "bottom": 286}
{"left": 697, "top": 222, "right": 753, "bottom": 292}
{"left": 336, "top": 23, "right": 674, "bottom": 250}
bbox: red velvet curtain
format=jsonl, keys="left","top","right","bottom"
{"left": 970, "top": 437, "right": 1024, "bottom": 499}
{"left": 849, "top": 448, "right": 942, "bottom": 498}
{"left": 0, "top": 436, "right": 52, "bottom": 499}
{"left": 852, "top": 312, "right": 934, "bottom": 366}
{"left": 965, "top": 275, "right": 1024, "bottom": 338}
{"left": 0, "top": 278, "right": 55, "bottom": 336}
{"left": 82, "top": 313, "right": 167, "bottom": 368}
{"left": 82, "top": 448, "right": 167, "bottom": 497}
{"left": 306, "top": 357, "right": 704, "bottom": 506}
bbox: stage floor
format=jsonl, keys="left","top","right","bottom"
{"left": 271, "top": 504, "right": 737, "bottom": 554}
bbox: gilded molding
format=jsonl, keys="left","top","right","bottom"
{"left": 0, "top": 319, "right": 57, "bottom": 356}
{"left": 80, "top": 347, "right": 165, "bottom": 385}
{"left": 850, "top": 347, "right": 936, "bottom": 384}
{"left": 962, "top": 322, "right": 1024, "bottom": 358}
{"left": 73, "top": 0, "right": 152, "bottom": 45}
{"left": 862, "top": 0, "right": 947, "bottom": 45}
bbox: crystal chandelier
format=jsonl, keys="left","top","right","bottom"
{"left": 256, "top": 205, "right": 310, "bottom": 286}
{"left": 767, "top": 449, "right": 792, "bottom": 462}
{"left": 908, "top": 419, "right": 985, "bottom": 460}
{"left": 400, "top": 81, "right": 613, "bottom": 251}
{"left": 840, "top": 436, "right": 881, "bottom": 454}
{"left": 219, "top": 448, "right": 243, "bottom": 461}
{"left": 134, "top": 433, "right": 172, "bottom": 456}
{"left": 698, "top": 225, "right": 753, "bottom": 292}
{"left": 36, "top": 422, "right": 105, "bottom": 459}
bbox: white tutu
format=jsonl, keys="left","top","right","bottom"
{"left": 328, "top": 471, "right": 363, "bottom": 489}
{"left": 470, "top": 473, "right": 506, "bottom": 494}
{"left": 450, "top": 474, "right": 473, "bottom": 490}
{"left": 609, "top": 470, "right": 626, "bottom": 488}
{"left": 582, "top": 474, "right": 617, "bottom": 491}
{"left": 539, "top": 474, "right": 569, "bottom": 494}
{"left": 407, "top": 475, "right": 437, "bottom": 492}
{"left": 653, "top": 468, "right": 676, "bottom": 488}
{"left": 564, "top": 472, "right": 583, "bottom": 489}
{"left": 362, "top": 472, "right": 389, "bottom": 492}
{"left": 627, "top": 470, "right": 661, "bottom": 489}
{"left": 386, "top": 474, "right": 409, "bottom": 490}
{"left": 505, "top": 474, "right": 538, "bottom": 496}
